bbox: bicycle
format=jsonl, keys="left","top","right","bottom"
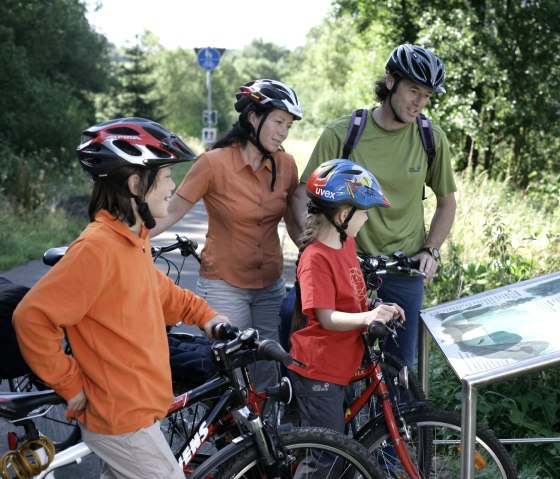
{"left": 156, "top": 241, "right": 517, "bottom": 477}
{"left": 337, "top": 252, "right": 518, "bottom": 478}
{"left": 1, "top": 324, "right": 384, "bottom": 479}
{"left": 8, "top": 239, "right": 518, "bottom": 477}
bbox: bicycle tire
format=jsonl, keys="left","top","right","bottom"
{"left": 8, "top": 374, "right": 81, "bottom": 452}
{"left": 346, "top": 350, "right": 425, "bottom": 435}
{"left": 161, "top": 397, "right": 223, "bottom": 466}
{"left": 215, "top": 426, "right": 384, "bottom": 478}
{"left": 360, "top": 409, "right": 518, "bottom": 479}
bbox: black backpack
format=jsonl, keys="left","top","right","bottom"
{"left": 0, "top": 278, "right": 31, "bottom": 380}
{"left": 342, "top": 109, "right": 436, "bottom": 199}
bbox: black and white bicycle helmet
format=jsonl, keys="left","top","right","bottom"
{"left": 386, "top": 44, "right": 446, "bottom": 93}
{"left": 77, "top": 117, "right": 196, "bottom": 179}
{"left": 235, "top": 79, "right": 303, "bottom": 120}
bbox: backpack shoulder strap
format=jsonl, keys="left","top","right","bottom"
{"left": 416, "top": 113, "right": 436, "bottom": 169}
{"left": 342, "top": 109, "right": 368, "bottom": 159}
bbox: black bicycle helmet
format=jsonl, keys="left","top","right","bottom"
{"left": 234, "top": 79, "right": 303, "bottom": 120}
{"left": 386, "top": 44, "right": 446, "bottom": 93}
{"left": 77, "top": 117, "right": 196, "bottom": 179}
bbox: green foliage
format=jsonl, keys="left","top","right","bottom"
{"left": 332, "top": 0, "right": 560, "bottom": 189}
{"left": 0, "top": 0, "right": 110, "bottom": 154}
{"left": 423, "top": 173, "right": 559, "bottom": 477}
{"left": 115, "top": 38, "right": 163, "bottom": 120}
{"left": 0, "top": 142, "right": 89, "bottom": 211}
{"left": 285, "top": 13, "right": 389, "bottom": 138}
{"left": 422, "top": 239, "right": 464, "bottom": 307}
{"left": 525, "top": 171, "right": 560, "bottom": 215}
{"left": 424, "top": 172, "right": 559, "bottom": 305}
{"left": 427, "top": 347, "right": 560, "bottom": 478}
{"left": 0, "top": 193, "right": 88, "bottom": 271}
{"left": 149, "top": 39, "right": 294, "bottom": 140}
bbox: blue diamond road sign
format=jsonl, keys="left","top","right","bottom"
{"left": 197, "top": 47, "right": 221, "bottom": 72}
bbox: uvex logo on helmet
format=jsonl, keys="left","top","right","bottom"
{"left": 315, "top": 188, "right": 336, "bottom": 199}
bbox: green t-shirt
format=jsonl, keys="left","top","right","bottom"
{"left": 301, "top": 110, "right": 457, "bottom": 256}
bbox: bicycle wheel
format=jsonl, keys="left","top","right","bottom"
{"left": 216, "top": 426, "right": 384, "bottom": 478}
{"left": 8, "top": 374, "right": 81, "bottom": 451}
{"left": 346, "top": 351, "right": 425, "bottom": 435}
{"left": 161, "top": 399, "right": 223, "bottom": 459}
{"left": 360, "top": 409, "right": 518, "bottom": 479}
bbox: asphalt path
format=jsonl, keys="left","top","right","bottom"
{"left": 0, "top": 200, "right": 296, "bottom": 477}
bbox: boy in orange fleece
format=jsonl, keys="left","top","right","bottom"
{"left": 13, "top": 118, "right": 228, "bottom": 478}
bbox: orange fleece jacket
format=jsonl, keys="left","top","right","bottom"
{"left": 13, "top": 210, "right": 217, "bottom": 434}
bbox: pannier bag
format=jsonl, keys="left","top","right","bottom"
{"left": 0, "top": 278, "right": 31, "bottom": 379}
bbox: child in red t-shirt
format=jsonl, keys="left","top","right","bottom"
{"left": 287, "top": 159, "right": 405, "bottom": 434}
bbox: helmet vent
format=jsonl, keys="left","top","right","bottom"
{"left": 144, "top": 127, "right": 166, "bottom": 141}
{"left": 317, "top": 164, "right": 336, "bottom": 178}
{"left": 107, "top": 127, "right": 140, "bottom": 136}
{"left": 80, "top": 132, "right": 96, "bottom": 143}
{"left": 146, "top": 145, "right": 170, "bottom": 158}
{"left": 113, "top": 139, "right": 141, "bottom": 156}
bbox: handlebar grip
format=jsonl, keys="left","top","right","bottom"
{"left": 408, "top": 258, "right": 421, "bottom": 269}
{"left": 212, "top": 322, "right": 239, "bottom": 341}
{"left": 43, "top": 246, "right": 68, "bottom": 266}
{"left": 367, "top": 321, "right": 387, "bottom": 340}
{"left": 257, "top": 339, "right": 305, "bottom": 368}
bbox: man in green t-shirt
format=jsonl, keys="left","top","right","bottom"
{"left": 293, "top": 44, "right": 457, "bottom": 371}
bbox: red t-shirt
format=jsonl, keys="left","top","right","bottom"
{"left": 288, "top": 238, "right": 368, "bottom": 385}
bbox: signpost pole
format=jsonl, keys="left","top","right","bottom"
{"left": 206, "top": 70, "right": 212, "bottom": 117}
{"left": 196, "top": 47, "right": 223, "bottom": 148}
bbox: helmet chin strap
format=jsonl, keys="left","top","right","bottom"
{"left": 312, "top": 203, "right": 356, "bottom": 244}
{"left": 135, "top": 199, "right": 156, "bottom": 229}
{"left": 248, "top": 110, "right": 277, "bottom": 192}
{"left": 333, "top": 207, "right": 356, "bottom": 243}
{"left": 105, "top": 176, "right": 157, "bottom": 229}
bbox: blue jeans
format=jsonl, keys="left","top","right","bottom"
{"left": 376, "top": 274, "right": 424, "bottom": 371}
{"left": 196, "top": 276, "right": 285, "bottom": 391}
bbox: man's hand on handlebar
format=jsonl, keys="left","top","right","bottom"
{"left": 412, "top": 251, "right": 438, "bottom": 281}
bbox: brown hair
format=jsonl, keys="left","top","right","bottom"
{"left": 87, "top": 166, "right": 151, "bottom": 226}
{"left": 289, "top": 204, "right": 348, "bottom": 335}
{"left": 373, "top": 74, "right": 392, "bottom": 103}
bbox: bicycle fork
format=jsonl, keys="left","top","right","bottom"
{"left": 375, "top": 364, "right": 422, "bottom": 479}
{"left": 232, "top": 406, "right": 285, "bottom": 478}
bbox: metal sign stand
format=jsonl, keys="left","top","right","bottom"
{"left": 419, "top": 271, "right": 560, "bottom": 478}
{"left": 195, "top": 47, "right": 223, "bottom": 148}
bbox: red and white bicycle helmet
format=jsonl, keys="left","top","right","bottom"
{"left": 77, "top": 117, "right": 196, "bottom": 179}
{"left": 386, "top": 44, "right": 446, "bottom": 93}
{"left": 235, "top": 79, "right": 303, "bottom": 120}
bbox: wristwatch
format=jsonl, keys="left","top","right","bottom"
{"left": 420, "top": 247, "right": 440, "bottom": 261}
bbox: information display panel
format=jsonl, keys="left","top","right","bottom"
{"left": 421, "top": 271, "right": 560, "bottom": 380}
